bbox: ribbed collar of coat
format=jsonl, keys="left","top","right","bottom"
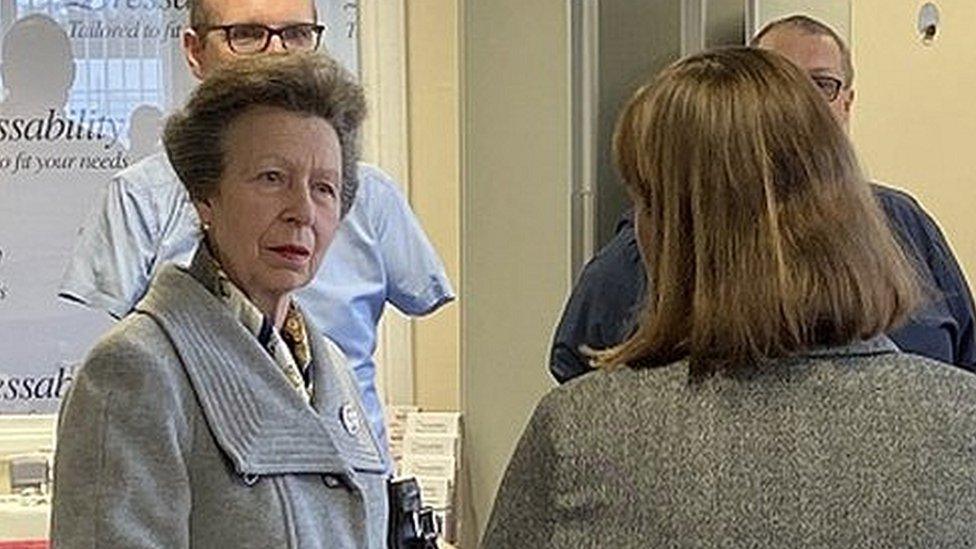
{"left": 134, "top": 249, "right": 386, "bottom": 479}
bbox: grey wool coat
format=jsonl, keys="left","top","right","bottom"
{"left": 482, "top": 338, "right": 976, "bottom": 548}
{"left": 51, "top": 260, "right": 389, "bottom": 548}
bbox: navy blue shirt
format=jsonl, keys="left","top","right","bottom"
{"left": 550, "top": 184, "right": 976, "bottom": 383}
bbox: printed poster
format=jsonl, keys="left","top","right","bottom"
{"left": 0, "top": 0, "right": 358, "bottom": 413}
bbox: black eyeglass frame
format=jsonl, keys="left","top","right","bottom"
{"left": 196, "top": 23, "right": 326, "bottom": 54}
{"left": 810, "top": 75, "right": 845, "bottom": 102}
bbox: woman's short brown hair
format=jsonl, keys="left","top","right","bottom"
{"left": 600, "top": 46, "right": 919, "bottom": 375}
{"left": 163, "top": 52, "right": 366, "bottom": 217}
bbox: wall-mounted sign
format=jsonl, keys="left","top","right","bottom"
{"left": 0, "top": 0, "right": 358, "bottom": 413}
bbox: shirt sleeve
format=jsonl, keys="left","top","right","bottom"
{"left": 364, "top": 168, "right": 455, "bottom": 316}
{"left": 549, "top": 218, "right": 646, "bottom": 383}
{"left": 481, "top": 395, "right": 557, "bottom": 548}
{"left": 877, "top": 187, "right": 976, "bottom": 369}
{"left": 50, "top": 320, "right": 192, "bottom": 548}
{"left": 58, "top": 173, "right": 160, "bottom": 318}
{"left": 905, "top": 203, "right": 976, "bottom": 369}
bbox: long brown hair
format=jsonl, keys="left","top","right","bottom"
{"left": 599, "top": 47, "right": 919, "bottom": 375}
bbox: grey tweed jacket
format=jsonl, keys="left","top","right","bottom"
{"left": 483, "top": 338, "right": 976, "bottom": 548}
{"left": 51, "top": 261, "right": 388, "bottom": 548}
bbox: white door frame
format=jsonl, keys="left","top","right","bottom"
{"left": 357, "top": 0, "right": 415, "bottom": 408}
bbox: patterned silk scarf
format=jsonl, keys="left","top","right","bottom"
{"left": 195, "top": 248, "right": 314, "bottom": 402}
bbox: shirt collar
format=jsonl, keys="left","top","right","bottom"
{"left": 799, "top": 335, "right": 900, "bottom": 359}
{"left": 188, "top": 244, "right": 313, "bottom": 399}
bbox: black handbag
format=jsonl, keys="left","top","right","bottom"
{"left": 388, "top": 477, "right": 440, "bottom": 549}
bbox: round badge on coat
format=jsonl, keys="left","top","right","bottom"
{"left": 340, "top": 403, "right": 360, "bottom": 436}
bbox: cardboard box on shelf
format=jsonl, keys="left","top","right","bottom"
{"left": 402, "top": 435, "right": 459, "bottom": 460}
{"left": 386, "top": 405, "right": 419, "bottom": 427}
{"left": 414, "top": 475, "right": 452, "bottom": 509}
{"left": 400, "top": 455, "right": 456, "bottom": 479}
{"left": 385, "top": 408, "right": 463, "bottom": 544}
{"left": 0, "top": 455, "right": 48, "bottom": 496}
{"left": 405, "top": 412, "right": 461, "bottom": 437}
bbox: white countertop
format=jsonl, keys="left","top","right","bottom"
{"left": 0, "top": 496, "right": 49, "bottom": 541}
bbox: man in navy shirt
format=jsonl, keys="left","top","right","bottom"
{"left": 550, "top": 14, "right": 976, "bottom": 382}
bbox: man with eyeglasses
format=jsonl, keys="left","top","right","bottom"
{"left": 182, "top": 0, "right": 325, "bottom": 75}
{"left": 59, "top": 0, "right": 455, "bottom": 468}
{"left": 751, "top": 16, "right": 853, "bottom": 131}
{"left": 549, "top": 14, "right": 976, "bottom": 383}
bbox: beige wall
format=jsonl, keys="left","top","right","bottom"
{"left": 407, "top": 1, "right": 461, "bottom": 411}
{"left": 851, "top": 1, "right": 976, "bottom": 284}
{"left": 405, "top": 2, "right": 571, "bottom": 544}
{"left": 460, "top": 0, "right": 569, "bottom": 544}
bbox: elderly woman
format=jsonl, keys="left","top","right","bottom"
{"left": 483, "top": 47, "right": 976, "bottom": 547}
{"left": 51, "top": 54, "right": 387, "bottom": 547}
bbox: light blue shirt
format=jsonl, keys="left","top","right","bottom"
{"left": 59, "top": 152, "right": 455, "bottom": 463}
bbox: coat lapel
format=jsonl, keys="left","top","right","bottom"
{"left": 308, "top": 330, "right": 387, "bottom": 472}
{"left": 135, "top": 264, "right": 384, "bottom": 477}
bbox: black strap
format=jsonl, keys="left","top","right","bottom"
{"left": 387, "top": 477, "right": 440, "bottom": 549}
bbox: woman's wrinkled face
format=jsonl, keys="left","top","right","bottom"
{"left": 197, "top": 105, "right": 342, "bottom": 307}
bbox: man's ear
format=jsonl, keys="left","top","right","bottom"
{"left": 194, "top": 198, "right": 214, "bottom": 229}
{"left": 182, "top": 28, "right": 207, "bottom": 80}
{"left": 842, "top": 87, "right": 855, "bottom": 116}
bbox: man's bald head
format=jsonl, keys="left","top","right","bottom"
{"left": 751, "top": 15, "right": 855, "bottom": 130}
{"left": 188, "top": 0, "right": 215, "bottom": 29}
{"left": 188, "top": 0, "right": 316, "bottom": 30}
{"left": 751, "top": 14, "right": 853, "bottom": 88}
